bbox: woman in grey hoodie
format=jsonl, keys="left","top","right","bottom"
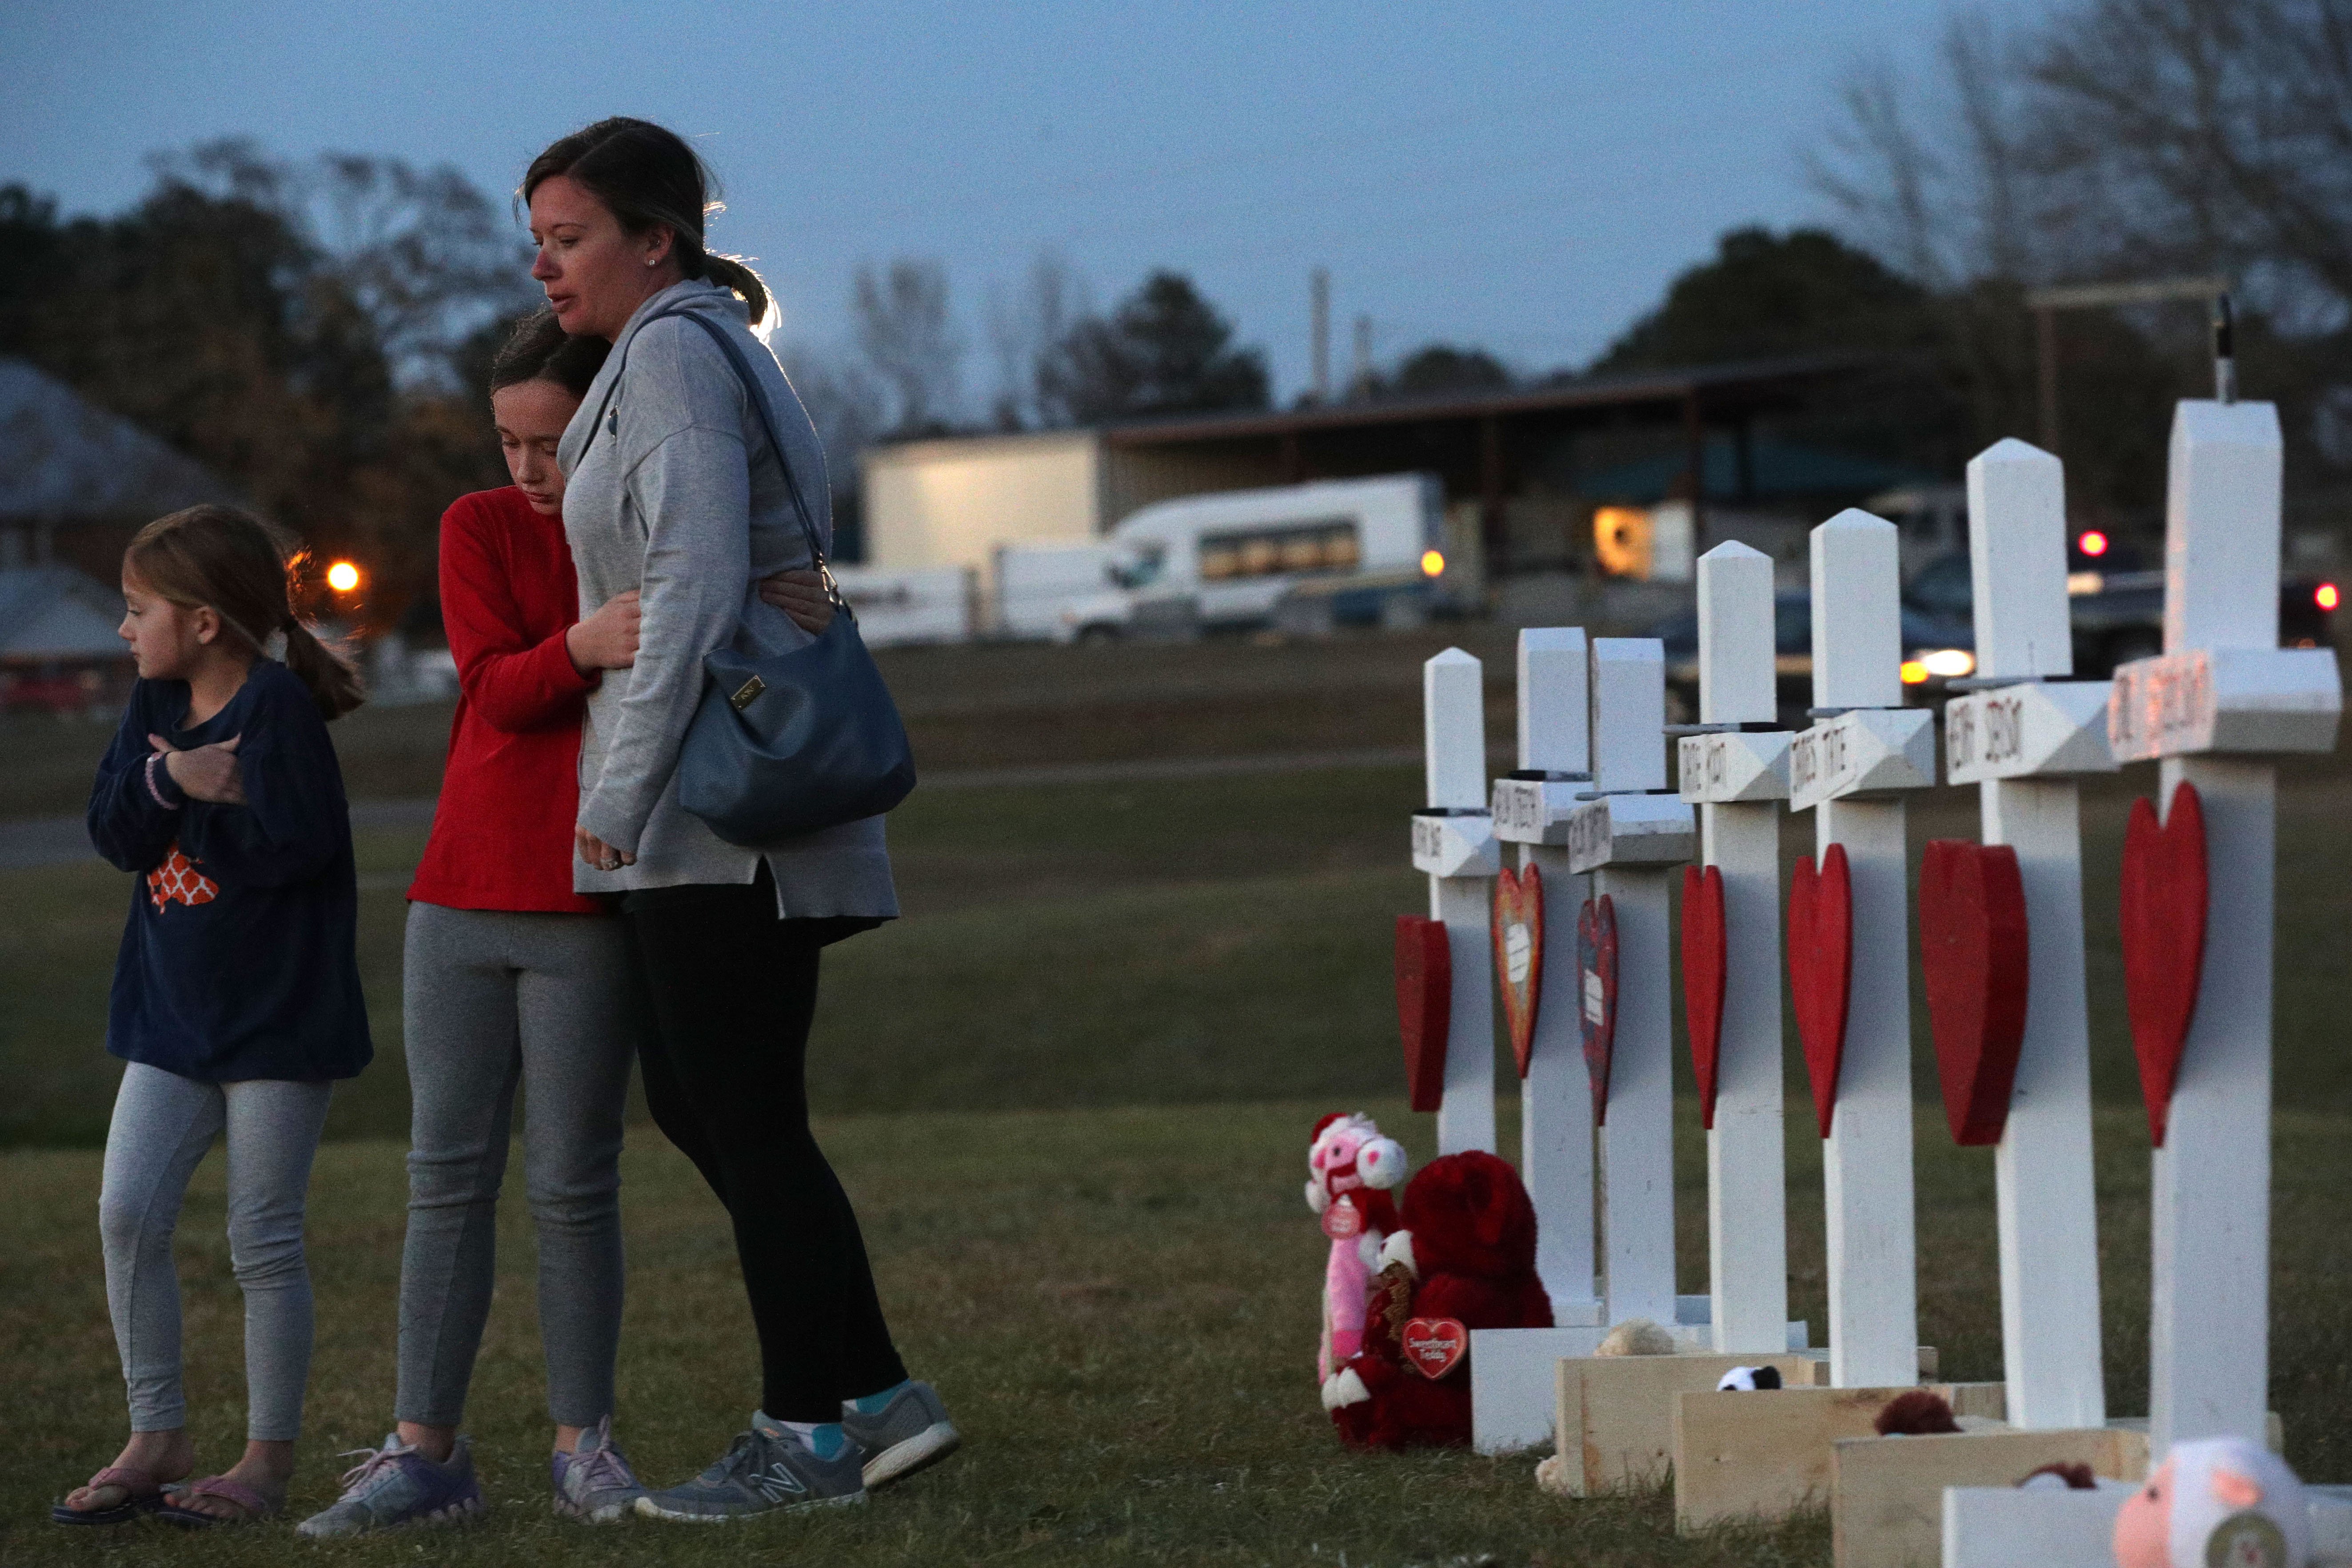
{"left": 522, "top": 118, "right": 958, "bottom": 1523}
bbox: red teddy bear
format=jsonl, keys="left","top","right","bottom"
{"left": 1323, "top": 1149, "right": 1553, "bottom": 1450}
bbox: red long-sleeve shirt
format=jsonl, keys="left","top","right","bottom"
{"left": 407, "top": 486, "right": 605, "bottom": 914}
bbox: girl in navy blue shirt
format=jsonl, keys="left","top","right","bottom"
{"left": 55, "top": 506, "right": 368, "bottom": 1529}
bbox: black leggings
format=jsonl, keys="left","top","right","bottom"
{"left": 623, "top": 870, "right": 905, "bottom": 1421}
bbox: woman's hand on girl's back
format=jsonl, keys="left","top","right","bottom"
{"left": 575, "top": 824, "right": 634, "bottom": 871}
{"left": 566, "top": 590, "right": 641, "bottom": 674}
{"left": 150, "top": 734, "right": 248, "bottom": 805}
{"left": 757, "top": 570, "right": 836, "bottom": 635}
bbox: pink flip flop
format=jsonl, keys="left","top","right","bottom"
{"left": 154, "top": 1476, "right": 280, "bottom": 1528}
{"left": 50, "top": 1466, "right": 174, "bottom": 1526}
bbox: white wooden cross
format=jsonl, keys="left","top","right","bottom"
{"left": 1489, "top": 628, "right": 1601, "bottom": 1320}
{"left": 1566, "top": 638, "right": 1695, "bottom": 1327}
{"left": 2107, "top": 400, "right": 2341, "bottom": 1453}
{"left": 1941, "top": 439, "right": 2110, "bottom": 1431}
{"left": 1789, "top": 511, "right": 1934, "bottom": 1389}
{"left": 1676, "top": 542, "right": 1794, "bottom": 1354}
{"left": 1413, "top": 647, "right": 1499, "bottom": 1154}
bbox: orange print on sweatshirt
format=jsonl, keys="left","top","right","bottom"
{"left": 147, "top": 843, "right": 219, "bottom": 911}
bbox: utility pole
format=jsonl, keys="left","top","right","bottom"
{"left": 1352, "top": 314, "right": 1373, "bottom": 400}
{"left": 2024, "top": 275, "right": 2229, "bottom": 461}
{"left": 1310, "top": 267, "right": 1330, "bottom": 405}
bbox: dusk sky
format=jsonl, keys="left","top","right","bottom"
{"left": 6, "top": 2, "right": 2056, "bottom": 403}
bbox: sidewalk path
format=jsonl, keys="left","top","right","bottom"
{"left": 0, "top": 749, "right": 1424, "bottom": 872}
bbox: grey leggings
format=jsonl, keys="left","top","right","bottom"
{"left": 101, "top": 1062, "right": 333, "bottom": 1439}
{"left": 397, "top": 902, "right": 634, "bottom": 1429}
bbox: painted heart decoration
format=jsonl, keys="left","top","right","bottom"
{"left": 1787, "top": 844, "right": 1853, "bottom": 1138}
{"left": 1918, "top": 840, "right": 2030, "bottom": 1146}
{"left": 1681, "top": 864, "right": 1728, "bottom": 1129}
{"left": 1402, "top": 1316, "right": 1468, "bottom": 1380}
{"left": 2119, "top": 781, "right": 2208, "bottom": 1147}
{"left": 1493, "top": 863, "right": 1545, "bottom": 1079}
{"left": 1577, "top": 895, "right": 1619, "bottom": 1125}
{"left": 1396, "top": 915, "right": 1453, "bottom": 1114}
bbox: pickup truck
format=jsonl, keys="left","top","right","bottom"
{"left": 1899, "top": 549, "right": 2336, "bottom": 674}
{"left": 1657, "top": 551, "right": 2337, "bottom": 725}
{"left": 1655, "top": 590, "right": 1977, "bottom": 726}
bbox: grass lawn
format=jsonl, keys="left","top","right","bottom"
{"left": 3, "top": 628, "right": 2349, "bottom": 1564}
{"left": 2, "top": 1098, "right": 2348, "bottom": 1567}
{"left": 10, "top": 757, "right": 2352, "bottom": 1144}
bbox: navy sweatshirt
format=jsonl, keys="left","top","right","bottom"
{"left": 87, "top": 660, "right": 372, "bottom": 1082}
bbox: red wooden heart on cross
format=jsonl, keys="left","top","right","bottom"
{"left": 1681, "top": 864, "right": 1728, "bottom": 1129}
{"left": 1787, "top": 844, "right": 1853, "bottom": 1137}
{"left": 1402, "top": 1316, "right": 1467, "bottom": 1380}
{"left": 2120, "top": 781, "right": 2208, "bottom": 1147}
{"left": 1493, "top": 863, "right": 1545, "bottom": 1079}
{"left": 1396, "top": 915, "right": 1453, "bottom": 1113}
{"left": 1918, "top": 840, "right": 2030, "bottom": 1146}
{"left": 1577, "top": 895, "right": 1619, "bottom": 1125}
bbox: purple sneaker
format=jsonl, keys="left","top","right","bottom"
{"left": 552, "top": 1417, "right": 646, "bottom": 1523}
{"left": 294, "top": 1435, "right": 483, "bottom": 1537}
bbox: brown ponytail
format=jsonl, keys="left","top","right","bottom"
{"left": 124, "top": 506, "right": 367, "bottom": 720}
{"left": 279, "top": 620, "right": 366, "bottom": 720}
{"left": 522, "top": 117, "right": 773, "bottom": 328}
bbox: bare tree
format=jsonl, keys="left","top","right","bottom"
{"left": 1813, "top": 0, "right": 2352, "bottom": 327}
{"left": 851, "top": 258, "right": 964, "bottom": 435}
{"left": 151, "top": 140, "right": 535, "bottom": 387}
{"left": 2027, "top": 0, "right": 2352, "bottom": 327}
{"left": 778, "top": 343, "right": 886, "bottom": 498}
{"left": 1808, "top": 51, "right": 1950, "bottom": 286}
{"left": 983, "top": 248, "right": 1086, "bottom": 429}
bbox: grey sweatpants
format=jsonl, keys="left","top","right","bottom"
{"left": 101, "top": 1061, "right": 334, "bottom": 1439}
{"left": 397, "top": 902, "right": 634, "bottom": 1429}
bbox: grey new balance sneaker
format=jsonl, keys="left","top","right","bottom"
{"left": 634, "top": 1414, "right": 867, "bottom": 1523}
{"left": 840, "top": 1380, "right": 961, "bottom": 1490}
{"left": 552, "top": 1417, "right": 646, "bottom": 1523}
{"left": 295, "top": 1435, "right": 484, "bottom": 1538}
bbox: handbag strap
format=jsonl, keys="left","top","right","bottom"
{"left": 584, "top": 303, "right": 846, "bottom": 611}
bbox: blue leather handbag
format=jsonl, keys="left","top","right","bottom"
{"left": 610, "top": 306, "right": 915, "bottom": 844}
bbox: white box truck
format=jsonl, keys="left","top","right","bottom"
{"left": 993, "top": 543, "right": 1149, "bottom": 643}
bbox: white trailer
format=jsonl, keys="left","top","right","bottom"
{"left": 828, "top": 564, "right": 975, "bottom": 646}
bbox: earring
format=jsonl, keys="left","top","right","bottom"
{"left": 646, "top": 256, "right": 659, "bottom": 267}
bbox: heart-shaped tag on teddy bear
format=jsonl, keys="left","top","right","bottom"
{"left": 1493, "top": 863, "right": 1544, "bottom": 1078}
{"left": 1918, "top": 839, "right": 2030, "bottom": 1146}
{"left": 2119, "top": 780, "right": 2208, "bottom": 1147}
{"left": 1402, "top": 1316, "right": 1467, "bottom": 1380}
{"left": 1681, "top": 864, "right": 1727, "bottom": 1129}
{"left": 1577, "top": 895, "right": 1619, "bottom": 1125}
{"left": 1395, "top": 916, "right": 1453, "bottom": 1113}
{"left": 1787, "top": 845, "right": 1853, "bottom": 1138}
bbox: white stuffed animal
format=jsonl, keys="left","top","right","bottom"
{"left": 2113, "top": 1436, "right": 2312, "bottom": 1568}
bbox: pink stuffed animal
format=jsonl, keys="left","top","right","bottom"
{"left": 2114, "top": 1436, "right": 2311, "bottom": 1568}
{"left": 1306, "top": 1113, "right": 1406, "bottom": 1381}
